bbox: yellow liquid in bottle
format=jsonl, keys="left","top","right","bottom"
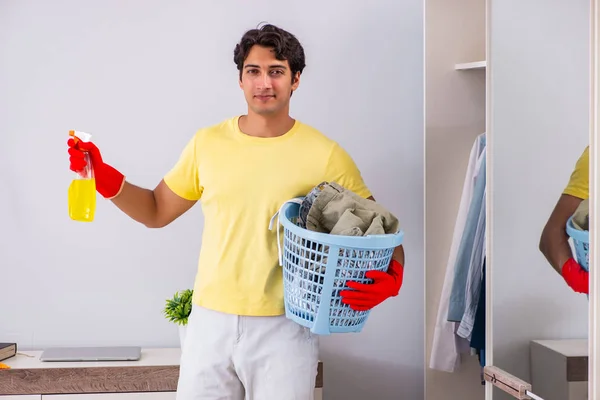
{"left": 68, "top": 179, "right": 97, "bottom": 222}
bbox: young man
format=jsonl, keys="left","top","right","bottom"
{"left": 67, "top": 24, "right": 405, "bottom": 399}
{"left": 539, "top": 146, "right": 589, "bottom": 294}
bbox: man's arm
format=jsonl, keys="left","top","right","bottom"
{"left": 539, "top": 194, "right": 583, "bottom": 274}
{"left": 111, "top": 180, "right": 197, "bottom": 228}
{"left": 392, "top": 245, "right": 405, "bottom": 266}
{"left": 68, "top": 132, "right": 202, "bottom": 229}
{"left": 367, "top": 195, "right": 405, "bottom": 266}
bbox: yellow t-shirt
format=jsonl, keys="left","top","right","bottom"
{"left": 563, "top": 146, "right": 589, "bottom": 200}
{"left": 163, "top": 116, "right": 372, "bottom": 316}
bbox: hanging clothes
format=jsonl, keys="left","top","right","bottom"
{"left": 456, "top": 185, "right": 486, "bottom": 340}
{"left": 448, "top": 142, "right": 486, "bottom": 323}
{"left": 470, "top": 258, "right": 486, "bottom": 379}
{"left": 429, "top": 133, "right": 486, "bottom": 373}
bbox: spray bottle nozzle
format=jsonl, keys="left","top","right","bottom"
{"left": 69, "top": 130, "right": 92, "bottom": 141}
{"left": 68, "top": 130, "right": 78, "bottom": 145}
{"left": 69, "top": 130, "right": 93, "bottom": 147}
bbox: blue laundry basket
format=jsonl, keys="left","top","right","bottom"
{"left": 276, "top": 200, "right": 404, "bottom": 335}
{"left": 566, "top": 215, "right": 589, "bottom": 272}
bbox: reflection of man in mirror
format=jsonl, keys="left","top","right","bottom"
{"left": 540, "top": 146, "right": 589, "bottom": 294}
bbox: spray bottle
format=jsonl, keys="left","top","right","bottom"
{"left": 68, "top": 130, "right": 96, "bottom": 222}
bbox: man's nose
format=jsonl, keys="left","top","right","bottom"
{"left": 257, "top": 73, "right": 273, "bottom": 89}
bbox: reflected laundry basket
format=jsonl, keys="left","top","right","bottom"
{"left": 566, "top": 215, "right": 589, "bottom": 273}
{"left": 566, "top": 215, "right": 589, "bottom": 300}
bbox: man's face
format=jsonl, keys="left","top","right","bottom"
{"left": 239, "top": 45, "right": 300, "bottom": 116}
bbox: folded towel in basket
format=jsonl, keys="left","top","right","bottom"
{"left": 299, "top": 181, "right": 399, "bottom": 236}
{"left": 572, "top": 198, "right": 589, "bottom": 231}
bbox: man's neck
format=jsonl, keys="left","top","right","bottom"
{"left": 238, "top": 111, "right": 295, "bottom": 138}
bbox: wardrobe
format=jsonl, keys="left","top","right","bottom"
{"left": 425, "top": 0, "right": 486, "bottom": 398}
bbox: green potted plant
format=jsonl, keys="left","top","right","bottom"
{"left": 163, "top": 289, "right": 193, "bottom": 348}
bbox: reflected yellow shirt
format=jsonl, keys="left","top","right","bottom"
{"left": 563, "top": 146, "right": 589, "bottom": 200}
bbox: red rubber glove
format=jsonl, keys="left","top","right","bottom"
{"left": 340, "top": 259, "right": 404, "bottom": 311}
{"left": 67, "top": 139, "right": 125, "bottom": 199}
{"left": 561, "top": 257, "right": 589, "bottom": 294}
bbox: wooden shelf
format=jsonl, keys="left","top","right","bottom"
{"left": 0, "top": 348, "right": 324, "bottom": 396}
{"left": 530, "top": 339, "right": 588, "bottom": 400}
{"left": 455, "top": 60, "right": 486, "bottom": 70}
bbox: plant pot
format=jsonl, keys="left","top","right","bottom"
{"left": 178, "top": 324, "right": 187, "bottom": 349}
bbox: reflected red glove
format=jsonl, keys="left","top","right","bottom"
{"left": 561, "top": 257, "right": 589, "bottom": 294}
{"left": 67, "top": 138, "right": 125, "bottom": 199}
{"left": 340, "top": 259, "right": 404, "bottom": 311}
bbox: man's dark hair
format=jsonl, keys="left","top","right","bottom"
{"left": 234, "top": 23, "right": 306, "bottom": 83}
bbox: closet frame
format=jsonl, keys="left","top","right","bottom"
{"left": 485, "top": 2, "right": 493, "bottom": 400}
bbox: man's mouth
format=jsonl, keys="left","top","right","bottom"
{"left": 254, "top": 95, "right": 275, "bottom": 101}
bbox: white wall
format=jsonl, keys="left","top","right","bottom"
{"left": 0, "top": 1, "right": 424, "bottom": 399}
{"left": 490, "top": 0, "right": 589, "bottom": 398}
{"left": 425, "top": 0, "right": 486, "bottom": 398}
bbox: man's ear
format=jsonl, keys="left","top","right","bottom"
{"left": 291, "top": 72, "right": 301, "bottom": 91}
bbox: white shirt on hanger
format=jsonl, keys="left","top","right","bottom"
{"left": 429, "top": 133, "right": 485, "bottom": 372}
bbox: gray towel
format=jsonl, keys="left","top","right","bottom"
{"left": 572, "top": 198, "right": 589, "bottom": 231}
{"left": 303, "top": 181, "right": 399, "bottom": 236}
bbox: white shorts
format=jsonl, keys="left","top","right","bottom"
{"left": 176, "top": 305, "right": 320, "bottom": 400}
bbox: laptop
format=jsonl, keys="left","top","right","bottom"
{"left": 40, "top": 346, "right": 142, "bottom": 362}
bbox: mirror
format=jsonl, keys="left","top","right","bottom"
{"left": 591, "top": 0, "right": 600, "bottom": 397}
{"left": 426, "top": 0, "right": 594, "bottom": 399}
{"left": 489, "top": 1, "right": 591, "bottom": 400}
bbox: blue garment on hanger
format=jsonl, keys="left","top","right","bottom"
{"left": 480, "top": 349, "right": 485, "bottom": 368}
{"left": 457, "top": 186, "right": 486, "bottom": 340}
{"left": 470, "top": 258, "right": 486, "bottom": 366}
{"left": 448, "top": 135, "right": 486, "bottom": 322}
